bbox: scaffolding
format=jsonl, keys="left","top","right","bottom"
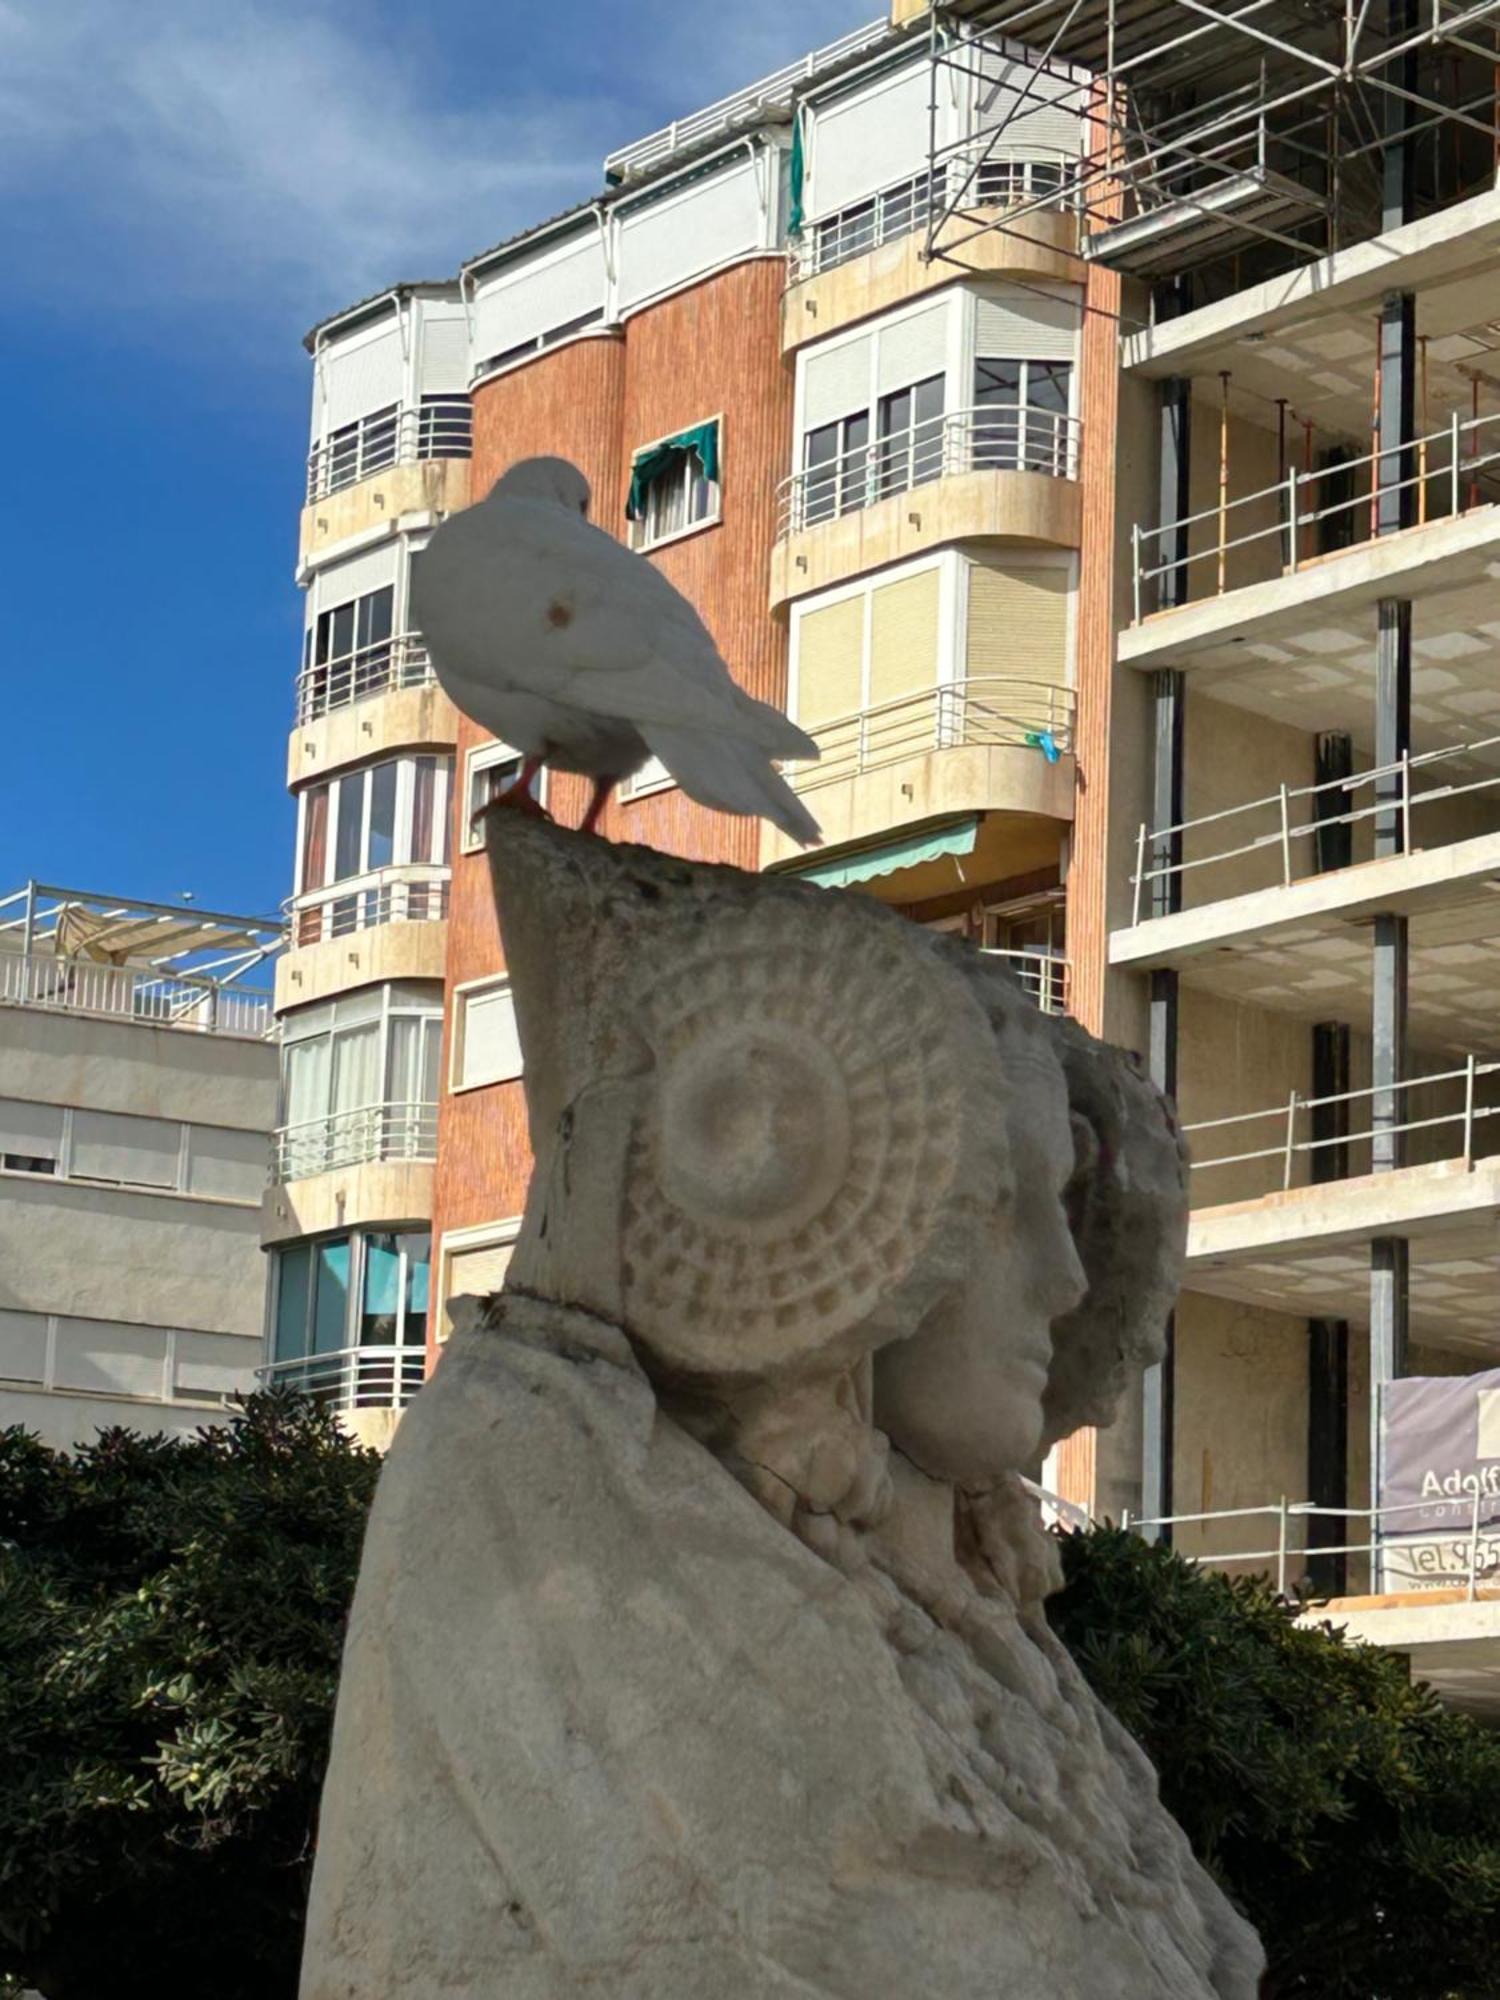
{"left": 924, "top": 0, "right": 1500, "bottom": 287}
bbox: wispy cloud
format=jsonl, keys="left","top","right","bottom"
{"left": 0, "top": 0, "right": 879, "bottom": 339}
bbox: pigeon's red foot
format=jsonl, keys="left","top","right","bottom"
{"left": 472, "top": 752, "right": 553, "bottom": 833}
{"left": 580, "top": 775, "right": 617, "bottom": 836}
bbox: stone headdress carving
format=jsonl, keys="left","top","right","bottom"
{"left": 491, "top": 819, "right": 1015, "bottom": 1386}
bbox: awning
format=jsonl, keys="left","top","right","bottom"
{"left": 790, "top": 817, "right": 980, "bottom": 891}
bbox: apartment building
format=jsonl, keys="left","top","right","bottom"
{"left": 285, "top": 1, "right": 1500, "bottom": 1703}
{"left": 0, "top": 884, "right": 280, "bottom": 1449}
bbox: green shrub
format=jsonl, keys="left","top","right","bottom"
{"left": 1049, "top": 1524, "right": 1500, "bottom": 1999}
{"left": 0, "top": 1395, "right": 379, "bottom": 2000}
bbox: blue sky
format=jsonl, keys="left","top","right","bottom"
{"left": 0, "top": 0, "right": 875, "bottom": 918}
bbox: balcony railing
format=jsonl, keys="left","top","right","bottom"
{"left": 0, "top": 948, "right": 274, "bottom": 1039}
{"left": 790, "top": 152, "right": 1074, "bottom": 282}
{"left": 1132, "top": 407, "right": 1500, "bottom": 620}
{"left": 260, "top": 1343, "right": 426, "bottom": 1412}
{"left": 296, "top": 633, "right": 434, "bottom": 726}
{"left": 790, "top": 677, "right": 1075, "bottom": 793}
{"left": 288, "top": 870, "right": 450, "bottom": 949}
{"left": 982, "top": 947, "right": 1071, "bottom": 1016}
{"left": 1183, "top": 1054, "right": 1500, "bottom": 1196}
{"left": 1129, "top": 729, "right": 1500, "bottom": 923}
{"left": 273, "top": 1099, "right": 438, "bottom": 1184}
{"left": 777, "top": 404, "right": 1081, "bottom": 537}
{"left": 305, "top": 397, "right": 472, "bottom": 505}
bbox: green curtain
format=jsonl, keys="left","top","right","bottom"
{"left": 625, "top": 419, "right": 720, "bottom": 521}
{"left": 788, "top": 112, "right": 805, "bottom": 239}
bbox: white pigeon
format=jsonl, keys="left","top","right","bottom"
{"left": 410, "top": 456, "right": 822, "bottom": 845}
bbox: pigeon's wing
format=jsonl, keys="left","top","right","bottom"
{"left": 419, "top": 502, "right": 815, "bottom": 759}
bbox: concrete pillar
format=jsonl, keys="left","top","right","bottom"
{"left": 1143, "top": 672, "right": 1184, "bottom": 1535}
{"left": 1158, "top": 377, "right": 1192, "bottom": 611}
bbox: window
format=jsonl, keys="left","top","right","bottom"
{"left": 452, "top": 979, "right": 523, "bottom": 1092}
{"left": 462, "top": 742, "right": 543, "bottom": 853}
{"left": 271, "top": 1230, "right": 431, "bottom": 1406}
{"left": 621, "top": 754, "right": 674, "bottom": 800}
{"left": 0, "top": 1097, "right": 264, "bottom": 1200}
{"left": 277, "top": 986, "right": 442, "bottom": 1179}
{"left": 627, "top": 420, "right": 721, "bottom": 551}
{"left": 982, "top": 893, "right": 1068, "bottom": 1014}
{"left": 414, "top": 393, "right": 472, "bottom": 460}
{"left": 322, "top": 404, "right": 399, "bottom": 495}
{"left": 439, "top": 1223, "right": 520, "bottom": 1339}
{"left": 296, "top": 755, "right": 453, "bottom": 941}
{"left": 0, "top": 1096, "right": 62, "bottom": 1177}
{"left": 301, "top": 583, "right": 394, "bottom": 718}
{"left": 802, "top": 409, "right": 870, "bottom": 526}
{"left": 483, "top": 309, "right": 605, "bottom": 376}
{"left": 875, "top": 374, "right": 945, "bottom": 499}
{"left": 973, "top": 157, "right": 1066, "bottom": 207}
{"left": 973, "top": 358, "right": 1074, "bottom": 476}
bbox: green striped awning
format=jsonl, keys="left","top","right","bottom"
{"left": 792, "top": 817, "right": 980, "bottom": 891}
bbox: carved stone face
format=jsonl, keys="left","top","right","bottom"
{"left": 872, "top": 1044, "right": 1088, "bottom": 1485}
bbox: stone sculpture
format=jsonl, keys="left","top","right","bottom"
{"left": 301, "top": 815, "right": 1265, "bottom": 1999}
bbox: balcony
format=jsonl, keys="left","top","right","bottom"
{"left": 763, "top": 677, "right": 1075, "bottom": 874}
{"left": 783, "top": 157, "right": 1082, "bottom": 349}
{"left": 771, "top": 406, "right": 1082, "bottom": 605}
{"left": 260, "top": 1343, "right": 425, "bottom": 1411}
{"left": 287, "top": 869, "right": 450, "bottom": 950}
{"left": 295, "top": 633, "right": 434, "bottom": 726}
{"left": 272, "top": 1099, "right": 437, "bottom": 1185}
{"left": 305, "top": 398, "right": 471, "bottom": 506}
{"left": 0, "top": 949, "right": 274, "bottom": 1040}
{"left": 983, "top": 946, "right": 1071, "bottom": 1016}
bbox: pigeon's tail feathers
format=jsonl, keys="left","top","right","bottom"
{"left": 643, "top": 725, "right": 822, "bottom": 848}
{"left": 736, "top": 691, "right": 820, "bottom": 765}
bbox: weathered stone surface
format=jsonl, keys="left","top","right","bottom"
{"left": 301, "top": 818, "right": 1263, "bottom": 1999}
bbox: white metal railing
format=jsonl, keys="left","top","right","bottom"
{"left": 288, "top": 870, "right": 450, "bottom": 949}
{"left": 296, "top": 633, "right": 434, "bottom": 726}
{"left": 1125, "top": 1495, "right": 1500, "bottom": 1602}
{"left": 1132, "top": 407, "right": 1500, "bottom": 620}
{"left": 260, "top": 1344, "right": 426, "bottom": 1411}
{"left": 0, "top": 948, "right": 274, "bottom": 1039}
{"left": 273, "top": 1099, "right": 438, "bottom": 1183}
{"left": 602, "top": 20, "right": 891, "bottom": 181}
{"left": 791, "top": 152, "right": 1073, "bottom": 280}
{"left": 1183, "top": 1055, "right": 1500, "bottom": 1193}
{"left": 791, "top": 677, "right": 1074, "bottom": 793}
{"left": 983, "top": 948, "right": 1071, "bottom": 1015}
{"left": 305, "top": 398, "right": 472, "bottom": 504}
{"left": 1129, "top": 730, "right": 1500, "bottom": 924}
{"left": 778, "top": 404, "right": 1081, "bottom": 537}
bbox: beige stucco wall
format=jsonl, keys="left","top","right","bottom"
{"left": 0, "top": 1382, "right": 250, "bottom": 1452}
{"left": 782, "top": 211, "right": 1082, "bottom": 353}
{"left": 0, "top": 1007, "right": 278, "bottom": 1132}
{"left": 298, "top": 458, "right": 471, "bottom": 569}
{"left": 770, "top": 474, "right": 1081, "bottom": 608}
{"left": 274, "top": 921, "right": 449, "bottom": 1013}
{"left": 261, "top": 1160, "right": 435, "bottom": 1247}
{"left": 287, "top": 682, "right": 460, "bottom": 789}
{"left": 1, "top": 1174, "right": 267, "bottom": 1338}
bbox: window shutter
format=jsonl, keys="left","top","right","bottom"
{"left": 69, "top": 1109, "right": 180, "bottom": 1188}
{"left": 173, "top": 1328, "right": 258, "bottom": 1400}
{"left": 868, "top": 568, "right": 942, "bottom": 707}
{"left": 0, "top": 1098, "right": 64, "bottom": 1162}
{"left": 52, "top": 1319, "right": 167, "bottom": 1397}
{"left": 876, "top": 306, "right": 947, "bottom": 396}
{"left": 0, "top": 1309, "right": 48, "bottom": 1384}
{"left": 969, "top": 58, "right": 1080, "bottom": 158}
{"left": 471, "top": 229, "right": 607, "bottom": 364}
{"left": 975, "top": 287, "right": 1080, "bottom": 361}
{"left": 807, "top": 65, "right": 931, "bottom": 217}
{"left": 309, "top": 543, "right": 400, "bottom": 617}
{"left": 802, "top": 335, "right": 873, "bottom": 432}
{"left": 459, "top": 984, "right": 522, "bottom": 1088}
{"left": 323, "top": 322, "right": 405, "bottom": 428}
{"left": 443, "top": 1238, "right": 517, "bottom": 1335}
{"left": 616, "top": 156, "right": 764, "bottom": 314}
{"left": 793, "top": 596, "right": 865, "bottom": 730}
{"left": 966, "top": 562, "right": 1071, "bottom": 681}
{"left": 185, "top": 1125, "right": 270, "bottom": 1202}
{"left": 418, "top": 311, "right": 469, "bottom": 393}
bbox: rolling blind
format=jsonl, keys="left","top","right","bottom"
{"left": 444, "top": 1239, "right": 516, "bottom": 1335}
{"left": 457, "top": 983, "right": 523, "bottom": 1089}
{"left": 868, "top": 569, "right": 942, "bottom": 707}
{"left": 0, "top": 1097, "right": 64, "bottom": 1162}
{"left": 616, "top": 156, "right": 764, "bottom": 314}
{"left": 70, "top": 1109, "right": 180, "bottom": 1189}
{"left": 52, "top": 1319, "right": 167, "bottom": 1398}
{"left": 975, "top": 287, "right": 1080, "bottom": 360}
{"left": 966, "top": 562, "right": 1071, "bottom": 681}
{"left": 309, "top": 543, "right": 400, "bottom": 616}
{"left": 970, "top": 58, "right": 1081, "bottom": 158}
{"left": 808, "top": 63, "right": 931, "bottom": 217}
{"left": 323, "top": 322, "right": 405, "bottom": 429}
{"left": 793, "top": 596, "right": 865, "bottom": 730}
{"left": 185, "top": 1125, "right": 270, "bottom": 1202}
{"left": 801, "top": 335, "right": 872, "bottom": 432}
{"left": 418, "top": 311, "right": 470, "bottom": 393}
{"left": 0, "top": 1309, "right": 48, "bottom": 1384}
{"left": 471, "top": 229, "right": 607, "bottom": 364}
{"left": 876, "top": 306, "right": 947, "bottom": 396}
{"left": 173, "top": 1328, "right": 258, "bottom": 1399}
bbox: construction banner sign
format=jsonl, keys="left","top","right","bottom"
{"left": 1380, "top": 1370, "right": 1500, "bottom": 1591}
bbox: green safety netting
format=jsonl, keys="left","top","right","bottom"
{"left": 792, "top": 817, "right": 980, "bottom": 891}
{"left": 625, "top": 420, "right": 721, "bottom": 521}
